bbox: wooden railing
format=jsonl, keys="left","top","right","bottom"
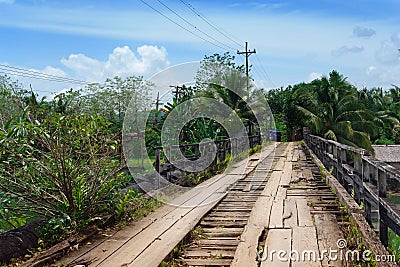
{"left": 154, "top": 134, "right": 262, "bottom": 177}
{"left": 304, "top": 132, "right": 400, "bottom": 246}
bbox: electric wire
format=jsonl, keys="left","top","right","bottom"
{"left": 0, "top": 64, "right": 90, "bottom": 85}
{"left": 179, "top": 0, "right": 243, "bottom": 49}
{"left": 254, "top": 54, "right": 276, "bottom": 88}
{"left": 155, "top": 0, "right": 236, "bottom": 51}
{"left": 139, "top": 0, "right": 228, "bottom": 51}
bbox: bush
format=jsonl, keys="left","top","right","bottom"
{"left": 0, "top": 111, "right": 125, "bottom": 235}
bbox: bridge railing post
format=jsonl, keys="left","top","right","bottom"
{"left": 332, "top": 143, "right": 339, "bottom": 178}
{"left": 353, "top": 152, "right": 363, "bottom": 205}
{"left": 155, "top": 147, "right": 161, "bottom": 173}
{"left": 378, "top": 169, "right": 389, "bottom": 246}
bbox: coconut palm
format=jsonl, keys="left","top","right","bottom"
{"left": 358, "top": 87, "right": 399, "bottom": 144}
{"left": 295, "top": 70, "right": 376, "bottom": 151}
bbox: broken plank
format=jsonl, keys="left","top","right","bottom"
{"left": 314, "top": 213, "right": 345, "bottom": 267}
{"left": 231, "top": 198, "right": 273, "bottom": 267}
{"left": 283, "top": 198, "right": 297, "bottom": 228}
{"left": 260, "top": 229, "right": 291, "bottom": 267}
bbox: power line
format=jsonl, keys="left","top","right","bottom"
{"left": 254, "top": 54, "right": 276, "bottom": 88}
{"left": 0, "top": 64, "right": 90, "bottom": 85}
{"left": 139, "top": 0, "right": 229, "bottom": 51}
{"left": 155, "top": 0, "right": 236, "bottom": 51}
{"left": 179, "top": 0, "right": 243, "bottom": 49}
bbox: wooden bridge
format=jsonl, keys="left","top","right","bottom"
{"left": 52, "top": 140, "right": 397, "bottom": 267}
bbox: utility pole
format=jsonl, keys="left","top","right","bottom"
{"left": 237, "top": 41, "right": 256, "bottom": 90}
{"left": 154, "top": 92, "right": 163, "bottom": 111}
{"left": 153, "top": 92, "right": 164, "bottom": 125}
{"left": 170, "top": 85, "right": 184, "bottom": 101}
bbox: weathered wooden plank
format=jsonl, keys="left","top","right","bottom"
{"left": 181, "top": 258, "right": 233, "bottom": 266}
{"left": 202, "top": 216, "right": 248, "bottom": 222}
{"left": 261, "top": 171, "right": 283, "bottom": 197}
{"left": 302, "top": 169, "right": 314, "bottom": 181}
{"left": 299, "top": 150, "right": 307, "bottom": 161}
{"left": 200, "top": 221, "right": 247, "bottom": 227}
{"left": 184, "top": 249, "right": 235, "bottom": 258}
{"left": 296, "top": 198, "right": 314, "bottom": 227}
{"left": 269, "top": 199, "right": 284, "bottom": 228}
{"left": 281, "top": 161, "right": 293, "bottom": 187}
{"left": 290, "top": 170, "right": 302, "bottom": 184}
{"left": 208, "top": 211, "right": 250, "bottom": 217}
{"left": 260, "top": 229, "right": 292, "bottom": 267}
{"left": 276, "top": 186, "right": 287, "bottom": 198}
{"left": 313, "top": 213, "right": 344, "bottom": 267}
{"left": 274, "top": 157, "right": 286, "bottom": 171}
{"left": 291, "top": 226, "right": 321, "bottom": 267}
{"left": 197, "top": 239, "right": 240, "bottom": 246}
{"left": 283, "top": 198, "right": 297, "bottom": 228}
{"left": 292, "top": 148, "right": 299, "bottom": 162}
{"left": 242, "top": 183, "right": 252, "bottom": 192}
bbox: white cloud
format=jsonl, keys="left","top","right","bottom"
{"left": 376, "top": 33, "right": 400, "bottom": 64}
{"left": 331, "top": 45, "right": 364, "bottom": 57}
{"left": 353, "top": 26, "right": 376, "bottom": 38}
{"left": 61, "top": 45, "right": 169, "bottom": 82}
{"left": 379, "top": 65, "right": 400, "bottom": 84}
{"left": 308, "top": 72, "right": 322, "bottom": 81}
{"left": 41, "top": 66, "right": 67, "bottom": 77}
{"left": 250, "top": 2, "right": 286, "bottom": 9}
{"left": 366, "top": 66, "right": 377, "bottom": 75}
{"left": 364, "top": 64, "right": 400, "bottom": 87}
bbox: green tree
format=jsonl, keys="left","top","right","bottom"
{"left": 195, "top": 52, "right": 245, "bottom": 90}
{"left": 295, "top": 70, "right": 376, "bottom": 150}
{"left": 195, "top": 53, "right": 259, "bottom": 134}
{"left": 80, "top": 76, "right": 153, "bottom": 130}
{"left": 358, "top": 87, "right": 399, "bottom": 144}
{"left": 0, "top": 75, "right": 29, "bottom": 131}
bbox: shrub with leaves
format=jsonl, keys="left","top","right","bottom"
{"left": 0, "top": 110, "right": 125, "bottom": 234}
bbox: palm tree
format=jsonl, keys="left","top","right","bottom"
{"left": 295, "top": 70, "right": 376, "bottom": 151}
{"left": 358, "top": 87, "right": 399, "bottom": 144}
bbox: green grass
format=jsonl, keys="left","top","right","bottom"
{"left": 389, "top": 229, "right": 400, "bottom": 262}
{"left": 388, "top": 193, "right": 400, "bottom": 206}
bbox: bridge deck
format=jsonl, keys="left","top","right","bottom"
{"left": 55, "top": 143, "right": 355, "bottom": 267}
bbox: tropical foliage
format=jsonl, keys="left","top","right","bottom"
{"left": 265, "top": 70, "right": 400, "bottom": 150}
{"left": 0, "top": 74, "right": 153, "bottom": 240}
{"left": 294, "top": 71, "right": 377, "bottom": 150}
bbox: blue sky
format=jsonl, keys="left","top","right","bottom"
{"left": 0, "top": 0, "right": 399, "bottom": 97}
